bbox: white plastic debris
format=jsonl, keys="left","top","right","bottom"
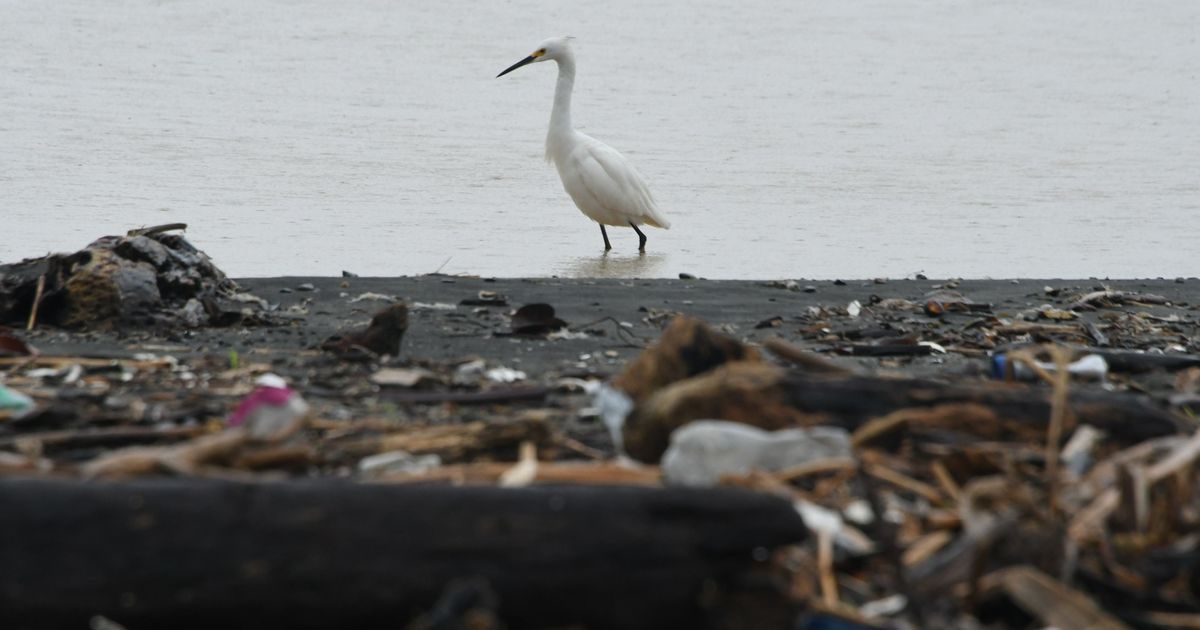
{"left": 547, "top": 329, "right": 590, "bottom": 340}
{"left": 499, "top": 442, "right": 539, "bottom": 487}
{"left": 1061, "top": 424, "right": 1105, "bottom": 478}
{"left": 859, "top": 594, "right": 908, "bottom": 618}
{"left": 410, "top": 302, "right": 458, "bottom": 311}
{"left": 485, "top": 367, "right": 526, "bottom": 383}
{"left": 996, "top": 353, "right": 1110, "bottom": 383}
{"left": 0, "top": 384, "right": 35, "bottom": 420}
{"left": 455, "top": 359, "right": 486, "bottom": 377}
{"left": 358, "top": 450, "right": 442, "bottom": 477}
{"left": 228, "top": 373, "right": 309, "bottom": 441}
{"left": 595, "top": 384, "right": 635, "bottom": 454}
{"left": 370, "top": 367, "right": 436, "bottom": 388}
{"left": 661, "top": 420, "right": 852, "bottom": 487}
{"left": 918, "top": 341, "right": 947, "bottom": 354}
{"left": 350, "top": 292, "right": 397, "bottom": 303}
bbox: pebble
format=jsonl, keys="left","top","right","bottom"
{"left": 803, "top": 285, "right": 817, "bottom": 293}
{"left": 678, "top": 272, "right": 696, "bottom": 280}
{"left": 296, "top": 283, "right": 316, "bottom": 292}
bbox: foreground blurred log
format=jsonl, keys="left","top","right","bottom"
{"left": 0, "top": 479, "right": 806, "bottom": 630}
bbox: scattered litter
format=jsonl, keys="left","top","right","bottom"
{"left": 2, "top": 251, "right": 1198, "bottom": 628}
{"left": 992, "top": 352, "right": 1109, "bottom": 382}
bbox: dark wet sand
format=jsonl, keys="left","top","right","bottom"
{"left": 24, "top": 277, "right": 1197, "bottom": 381}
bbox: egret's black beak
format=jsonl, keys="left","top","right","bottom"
{"left": 497, "top": 55, "right": 536, "bottom": 78}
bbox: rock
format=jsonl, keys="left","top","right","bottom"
{"left": 179, "top": 298, "right": 207, "bottom": 328}
{"left": 61, "top": 249, "right": 161, "bottom": 328}
{"left": 0, "top": 228, "right": 268, "bottom": 330}
{"left": 507, "top": 303, "right": 567, "bottom": 336}
{"left": 622, "top": 361, "right": 796, "bottom": 462}
{"left": 612, "top": 316, "right": 760, "bottom": 403}
{"left": 661, "top": 420, "right": 852, "bottom": 487}
{"left": 321, "top": 303, "right": 409, "bottom": 358}
{"left": 296, "top": 283, "right": 316, "bottom": 292}
{"left": 678, "top": 272, "right": 696, "bottom": 280}
{"left": 114, "top": 235, "right": 171, "bottom": 269}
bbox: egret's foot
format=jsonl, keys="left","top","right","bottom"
{"left": 599, "top": 225, "right": 612, "bottom": 250}
{"left": 629, "top": 222, "right": 647, "bottom": 252}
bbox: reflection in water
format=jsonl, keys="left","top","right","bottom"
{"left": 557, "top": 252, "right": 668, "bottom": 278}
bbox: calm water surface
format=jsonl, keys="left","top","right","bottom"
{"left": 2, "top": 0, "right": 1198, "bottom": 278}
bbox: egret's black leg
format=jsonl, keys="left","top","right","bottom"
{"left": 600, "top": 224, "right": 612, "bottom": 250}
{"left": 629, "top": 222, "right": 647, "bottom": 252}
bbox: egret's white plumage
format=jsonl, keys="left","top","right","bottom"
{"left": 498, "top": 37, "right": 669, "bottom": 251}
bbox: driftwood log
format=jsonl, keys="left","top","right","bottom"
{"left": 0, "top": 479, "right": 806, "bottom": 630}
{"left": 623, "top": 362, "right": 1183, "bottom": 463}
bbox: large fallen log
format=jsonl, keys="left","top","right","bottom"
{"left": 623, "top": 362, "right": 1183, "bottom": 463}
{"left": 0, "top": 479, "right": 806, "bottom": 630}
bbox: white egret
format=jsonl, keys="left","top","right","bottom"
{"left": 497, "top": 37, "right": 670, "bottom": 252}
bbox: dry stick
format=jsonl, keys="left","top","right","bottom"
{"left": 763, "top": 337, "right": 855, "bottom": 374}
{"left": 569, "top": 316, "right": 648, "bottom": 348}
{"left": 1045, "top": 345, "right": 1072, "bottom": 518}
{"left": 555, "top": 435, "right": 607, "bottom": 461}
{"left": 773, "top": 456, "right": 857, "bottom": 483}
{"left": 864, "top": 462, "right": 944, "bottom": 504}
{"left": 1068, "top": 432, "right": 1200, "bottom": 542}
{"left": 1004, "top": 346, "right": 1058, "bottom": 384}
{"left": 817, "top": 529, "right": 838, "bottom": 607}
{"left": 127, "top": 222, "right": 187, "bottom": 237}
{"left": 931, "top": 460, "right": 962, "bottom": 502}
{"left": 25, "top": 274, "right": 45, "bottom": 331}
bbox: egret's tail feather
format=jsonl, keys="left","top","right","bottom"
{"left": 644, "top": 215, "right": 670, "bottom": 229}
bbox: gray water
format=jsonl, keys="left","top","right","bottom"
{"left": 3, "top": 0, "right": 1198, "bottom": 279}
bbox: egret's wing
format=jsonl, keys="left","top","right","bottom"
{"left": 567, "top": 137, "right": 670, "bottom": 229}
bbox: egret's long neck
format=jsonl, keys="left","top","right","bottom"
{"left": 549, "top": 54, "right": 575, "bottom": 137}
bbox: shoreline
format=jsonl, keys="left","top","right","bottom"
{"left": 22, "top": 274, "right": 1197, "bottom": 369}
